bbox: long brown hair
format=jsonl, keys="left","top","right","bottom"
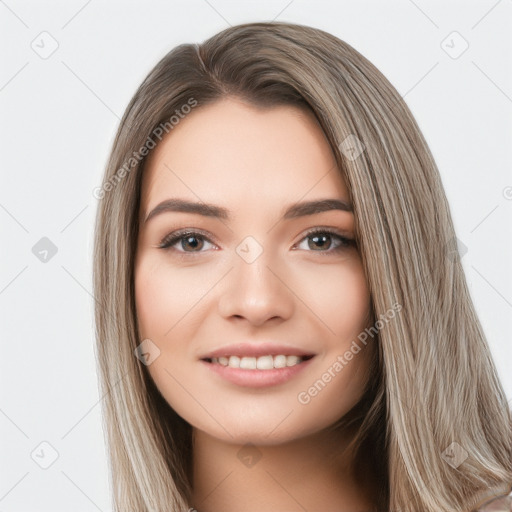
{"left": 93, "top": 21, "right": 512, "bottom": 511}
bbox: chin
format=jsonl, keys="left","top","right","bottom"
{"left": 196, "top": 417, "right": 320, "bottom": 447}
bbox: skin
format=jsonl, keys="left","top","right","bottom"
{"left": 135, "top": 97, "right": 377, "bottom": 511}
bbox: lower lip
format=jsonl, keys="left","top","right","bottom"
{"left": 200, "top": 357, "right": 315, "bottom": 388}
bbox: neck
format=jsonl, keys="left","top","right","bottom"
{"left": 189, "top": 425, "right": 375, "bottom": 512}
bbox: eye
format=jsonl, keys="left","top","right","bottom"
{"left": 294, "top": 228, "right": 355, "bottom": 254}
{"left": 158, "top": 230, "right": 216, "bottom": 253}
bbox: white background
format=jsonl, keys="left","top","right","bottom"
{"left": 1, "top": 1, "right": 511, "bottom": 510}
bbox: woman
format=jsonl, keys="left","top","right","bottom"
{"left": 93, "top": 21, "right": 512, "bottom": 511}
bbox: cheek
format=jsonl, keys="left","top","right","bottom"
{"left": 296, "top": 258, "right": 373, "bottom": 397}
{"left": 332, "top": 268, "right": 370, "bottom": 335}
{"left": 134, "top": 256, "right": 215, "bottom": 377}
{"left": 134, "top": 259, "right": 200, "bottom": 411}
{"left": 301, "top": 257, "right": 371, "bottom": 338}
{"left": 135, "top": 272, "right": 169, "bottom": 340}
{"left": 135, "top": 258, "right": 206, "bottom": 338}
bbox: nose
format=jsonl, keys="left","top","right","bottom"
{"left": 217, "top": 247, "right": 295, "bottom": 327}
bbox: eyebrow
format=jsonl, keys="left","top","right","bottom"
{"left": 143, "top": 197, "right": 353, "bottom": 224}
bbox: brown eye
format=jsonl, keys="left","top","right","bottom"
{"left": 295, "top": 228, "right": 354, "bottom": 254}
{"left": 158, "top": 230, "right": 215, "bottom": 253}
{"left": 307, "top": 232, "right": 335, "bottom": 251}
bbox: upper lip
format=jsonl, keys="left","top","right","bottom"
{"left": 199, "top": 342, "right": 316, "bottom": 360}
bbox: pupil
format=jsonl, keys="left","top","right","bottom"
{"left": 183, "top": 236, "right": 202, "bottom": 251}
{"left": 310, "top": 234, "right": 330, "bottom": 250}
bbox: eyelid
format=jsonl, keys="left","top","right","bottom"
{"left": 299, "top": 225, "right": 354, "bottom": 240}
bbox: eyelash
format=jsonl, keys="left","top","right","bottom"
{"left": 157, "top": 227, "right": 355, "bottom": 257}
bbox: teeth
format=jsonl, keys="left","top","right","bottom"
{"left": 240, "top": 357, "right": 256, "bottom": 370}
{"left": 274, "top": 355, "right": 287, "bottom": 368}
{"left": 228, "top": 356, "right": 240, "bottom": 368}
{"left": 256, "top": 355, "right": 273, "bottom": 370}
{"left": 286, "top": 355, "right": 302, "bottom": 366}
{"left": 210, "top": 354, "right": 308, "bottom": 369}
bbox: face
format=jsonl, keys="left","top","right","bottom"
{"left": 135, "top": 97, "right": 374, "bottom": 445}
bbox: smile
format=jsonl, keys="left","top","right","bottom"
{"left": 200, "top": 354, "right": 315, "bottom": 388}
{"left": 203, "top": 354, "right": 314, "bottom": 370}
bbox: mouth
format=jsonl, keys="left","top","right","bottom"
{"left": 201, "top": 354, "right": 315, "bottom": 370}
{"left": 199, "top": 353, "right": 316, "bottom": 388}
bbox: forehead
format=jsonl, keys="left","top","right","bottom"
{"left": 140, "top": 98, "right": 349, "bottom": 211}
